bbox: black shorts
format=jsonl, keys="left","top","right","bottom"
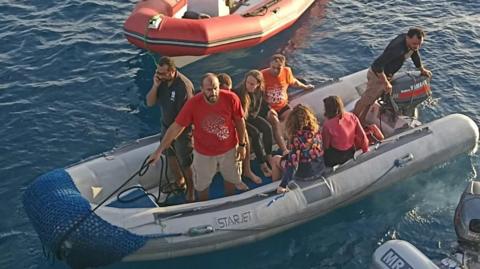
{"left": 277, "top": 104, "right": 291, "bottom": 118}
{"left": 258, "top": 104, "right": 291, "bottom": 118}
{"left": 164, "top": 127, "right": 193, "bottom": 167}
{"left": 324, "top": 147, "right": 355, "bottom": 167}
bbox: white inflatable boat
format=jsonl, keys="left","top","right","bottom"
{"left": 23, "top": 69, "right": 479, "bottom": 268}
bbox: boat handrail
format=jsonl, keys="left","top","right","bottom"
{"left": 331, "top": 126, "right": 432, "bottom": 174}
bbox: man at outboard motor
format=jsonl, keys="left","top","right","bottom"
{"left": 353, "top": 27, "right": 432, "bottom": 125}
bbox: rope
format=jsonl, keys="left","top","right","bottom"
{"left": 116, "top": 185, "right": 159, "bottom": 204}
{"left": 243, "top": 0, "right": 281, "bottom": 17}
{"left": 151, "top": 145, "right": 191, "bottom": 206}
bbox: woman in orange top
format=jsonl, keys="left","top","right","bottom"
{"left": 322, "top": 96, "right": 369, "bottom": 167}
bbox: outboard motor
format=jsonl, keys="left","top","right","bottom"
{"left": 455, "top": 181, "right": 480, "bottom": 246}
{"left": 385, "top": 181, "right": 480, "bottom": 269}
{"left": 372, "top": 240, "right": 439, "bottom": 269}
{"left": 366, "top": 71, "right": 431, "bottom": 137}
{"left": 434, "top": 181, "right": 480, "bottom": 269}
{"left": 380, "top": 71, "right": 431, "bottom": 118}
{"left": 443, "top": 181, "right": 480, "bottom": 268}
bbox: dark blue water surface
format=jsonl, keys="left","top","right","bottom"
{"left": 2, "top": 0, "right": 480, "bottom": 268}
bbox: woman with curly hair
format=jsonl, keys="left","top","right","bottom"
{"left": 271, "top": 104, "right": 325, "bottom": 193}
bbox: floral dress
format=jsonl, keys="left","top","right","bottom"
{"left": 279, "top": 127, "right": 326, "bottom": 188}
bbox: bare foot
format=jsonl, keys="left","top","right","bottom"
{"left": 244, "top": 170, "right": 262, "bottom": 184}
{"left": 276, "top": 186, "right": 288, "bottom": 193}
{"left": 260, "top": 163, "right": 272, "bottom": 177}
{"left": 235, "top": 182, "right": 250, "bottom": 191}
{"left": 176, "top": 178, "right": 186, "bottom": 190}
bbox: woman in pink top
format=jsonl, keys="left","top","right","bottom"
{"left": 322, "top": 96, "right": 369, "bottom": 167}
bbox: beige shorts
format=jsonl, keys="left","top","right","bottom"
{"left": 192, "top": 147, "right": 242, "bottom": 191}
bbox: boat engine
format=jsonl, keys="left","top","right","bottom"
{"left": 436, "top": 181, "right": 480, "bottom": 269}
{"left": 455, "top": 181, "right": 480, "bottom": 247}
{"left": 380, "top": 71, "right": 432, "bottom": 118}
{"left": 366, "top": 72, "right": 431, "bottom": 136}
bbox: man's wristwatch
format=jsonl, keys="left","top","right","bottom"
{"left": 238, "top": 142, "right": 246, "bottom": 147}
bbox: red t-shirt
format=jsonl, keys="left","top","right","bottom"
{"left": 322, "top": 112, "right": 369, "bottom": 153}
{"left": 175, "top": 90, "right": 244, "bottom": 156}
{"left": 261, "top": 67, "right": 295, "bottom": 111}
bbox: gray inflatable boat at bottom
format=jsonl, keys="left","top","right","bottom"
{"left": 116, "top": 113, "right": 478, "bottom": 262}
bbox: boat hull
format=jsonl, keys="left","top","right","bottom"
{"left": 123, "top": 0, "right": 317, "bottom": 56}
{"left": 121, "top": 114, "right": 479, "bottom": 261}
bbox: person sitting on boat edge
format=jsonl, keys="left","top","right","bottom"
{"left": 148, "top": 73, "right": 249, "bottom": 201}
{"left": 217, "top": 73, "right": 233, "bottom": 90}
{"left": 270, "top": 104, "right": 325, "bottom": 193}
{"left": 234, "top": 70, "right": 274, "bottom": 182}
{"left": 145, "top": 56, "right": 195, "bottom": 202}
{"left": 322, "top": 96, "right": 369, "bottom": 167}
{"left": 261, "top": 54, "right": 315, "bottom": 155}
{"left": 353, "top": 27, "right": 432, "bottom": 125}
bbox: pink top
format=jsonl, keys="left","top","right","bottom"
{"left": 322, "top": 112, "right": 369, "bottom": 153}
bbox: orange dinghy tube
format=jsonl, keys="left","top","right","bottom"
{"left": 123, "top": 0, "right": 316, "bottom": 56}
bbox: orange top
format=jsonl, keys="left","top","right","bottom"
{"left": 261, "top": 67, "right": 295, "bottom": 111}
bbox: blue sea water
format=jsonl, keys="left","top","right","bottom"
{"left": 1, "top": 0, "right": 479, "bottom": 268}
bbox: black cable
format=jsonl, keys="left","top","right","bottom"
{"left": 168, "top": 145, "right": 188, "bottom": 186}
{"left": 156, "top": 155, "right": 165, "bottom": 202}
{"left": 116, "top": 185, "right": 158, "bottom": 204}
{"left": 154, "top": 147, "right": 190, "bottom": 206}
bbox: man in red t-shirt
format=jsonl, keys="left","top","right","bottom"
{"left": 148, "top": 73, "right": 249, "bottom": 201}
{"left": 261, "top": 54, "right": 314, "bottom": 154}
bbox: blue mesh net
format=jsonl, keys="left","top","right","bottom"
{"left": 22, "top": 169, "right": 147, "bottom": 268}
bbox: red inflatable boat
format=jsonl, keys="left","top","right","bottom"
{"left": 123, "top": 0, "right": 316, "bottom": 56}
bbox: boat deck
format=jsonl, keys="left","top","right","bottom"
{"left": 158, "top": 159, "right": 274, "bottom": 206}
